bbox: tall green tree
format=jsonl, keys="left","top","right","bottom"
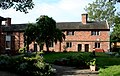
{"left": 0, "top": 0, "right": 34, "bottom": 13}
{"left": 110, "top": 13, "right": 120, "bottom": 50}
{"left": 36, "top": 15, "right": 65, "bottom": 52}
{"left": 111, "top": 14, "right": 120, "bottom": 42}
{"left": 84, "top": 0, "right": 116, "bottom": 27}
{"left": 24, "top": 23, "right": 37, "bottom": 51}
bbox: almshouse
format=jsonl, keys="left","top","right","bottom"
{"left": 0, "top": 14, "right": 110, "bottom": 54}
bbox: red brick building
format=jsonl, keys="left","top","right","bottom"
{"left": 0, "top": 14, "right": 110, "bottom": 53}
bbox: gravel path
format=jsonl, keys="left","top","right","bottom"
{"left": 52, "top": 65, "right": 99, "bottom": 76}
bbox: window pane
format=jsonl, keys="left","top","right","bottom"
{"left": 6, "top": 35, "right": 11, "bottom": 41}
{"left": 95, "top": 42, "right": 100, "bottom": 48}
{"left": 91, "top": 31, "right": 100, "bottom": 35}
{"left": 95, "top": 42, "right": 97, "bottom": 48}
{"left": 6, "top": 41, "right": 11, "bottom": 49}
{"left": 72, "top": 31, "right": 74, "bottom": 35}
{"left": 91, "top": 31, "right": 96, "bottom": 35}
{"left": 67, "top": 31, "right": 74, "bottom": 35}
{"left": 97, "top": 31, "right": 100, "bottom": 35}
{"left": 70, "top": 42, "right": 72, "bottom": 47}
{"left": 66, "top": 43, "right": 69, "bottom": 47}
{"left": 98, "top": 43, "right": 100, "bottom": 48}
{"left": 66, "top": 42, "right": 72, "bottom": 48}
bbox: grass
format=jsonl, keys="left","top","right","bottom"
{"left": 43, "top": 52, "right": 120, "bottom": 76}
{"left": 95, "top": 53, "right": 120, "bottom": 68}
{"left": 43, "top": 52, "right": 91, "bottom": 63}
{"left": 99, "top": 65, "right": 120, "bottom": 76}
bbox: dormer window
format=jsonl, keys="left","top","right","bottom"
{"left": 67, "top": 31, "right": 74, "bottom": 35}
{"left": 91, "top": 31, "right": 100, "bottom": 35}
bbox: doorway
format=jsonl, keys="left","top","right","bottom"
{"left": 78, "top": 44, "right": 82, "bottom": 52}
{"left": 85, "top": 44, "right": 89, "bottom": 52}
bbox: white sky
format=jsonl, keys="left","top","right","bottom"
{"left": 0, "top": 0, "right": 119, "bottom": 24}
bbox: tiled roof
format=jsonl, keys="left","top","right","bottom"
{"left": 1, "top": 21, "right": 109, "bottom": 32}
{"left": 1, "top": 24, "right": 27, "bottom": 32}
{"left": 0, "top": 16, "right": 6, "bottom": 21}
{"left": 57, "top": 21, "right": 109, "bottom": 30}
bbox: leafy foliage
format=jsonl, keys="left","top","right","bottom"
{"left": 24, "top": 15, "right": 65, "bottom": 52}
{"left": 53, "top": 53, "right": 91, "bottom": 68}
{"left": 111, "top": 14, "right": 120, "bottom": 42}
{"left": 0, "top": 0, "right": 34, "bottom": 13}
{"left": 84, "top": 0, "right": 116, "bottom": 26}
{"left": 99, "top": 65, "right": 120, "bottom": 76}
{"left": 36, "top": 15, "right": 65, "bottom": 51}
{"left": 89, "top": 58, "right": 96, "bottom": 66}
{"left": 0, "top": 53, "right": 55, "bottom": 76}
{"left": 109, "top": 0, "right": 120, "bottom": 2}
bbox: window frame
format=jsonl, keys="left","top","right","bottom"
{"left": 91, "top": 31, "right": 100, "bottom": 35}
{"left": 66, "top": 42, "right": 72, "bottom": 48}
{"left": 5, "top": 35, "right": 11, "bottom": 50}
{"left": 95, "top": 42, "right": 100, "bottom": 48}
{"left": 66, "top": 31, "right": 74, "bottom": 35}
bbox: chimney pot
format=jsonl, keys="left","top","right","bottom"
{"left": 5, "top": 17, "right": 11, "bottom": 26}
{"left": 81, "top": 14, "right": 88, "bottom": 24}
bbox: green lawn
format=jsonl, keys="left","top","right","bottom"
{"left": 43, "top": 52, "right": 91, "bottom": 63}
{"left": 43, "top": 52, "right": 120, "bottom": 76}
{"left": 96, "top": 53, "right": 120, "bottom": 68}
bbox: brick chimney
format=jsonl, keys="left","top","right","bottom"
{"left": 5, "top": 17, "right": 11, "bottom": 26}
{"left": 81, "top": 14, "right": 88, "bottom": 24}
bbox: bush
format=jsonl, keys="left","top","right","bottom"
{"left": 54, "top": 54, "right": 91, "bottom": 69}
{"left": 0, "top": 55, "right": 11, "bottom": 70}
{"left": 0, "top": 53, "right": 55, "bottom": 76}
{"left": 99, "top": 65, "right": 120, "bottom": 76}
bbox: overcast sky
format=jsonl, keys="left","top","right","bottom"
{"left": 0, "top": 0, "right": 120, "bottom": 24}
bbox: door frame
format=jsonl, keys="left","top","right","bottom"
{"left": 85, "top": 44, "right": 89, "bottom": 52}
{"left": 78, "top": 44, "right": 82, "bottom": 52}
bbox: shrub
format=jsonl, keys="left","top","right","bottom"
{"left": 0, "top": 55, "right": 11, "bottom": 70}
{"left": 0, "top": 53, "right": 55, "bottom": 76}
{"left": 54, "top": 54, "right": 91, "bottom": 69}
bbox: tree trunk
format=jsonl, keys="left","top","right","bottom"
{"left": 26, "top": 43, "right": 29, "bottom": 53}
{"left": 59, "top": 42, "right": 61, "bottom": 52}
{"left": 46, "top": 41, "right": 49, "bottom": 52}
{"left": 40, "top": 44, "right": 44, "bottom": 51}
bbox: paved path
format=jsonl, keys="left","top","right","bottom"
{"left": 0, "top": 65, "right": 99, "bottom": 76}
{"left": 52, "top": 65, "right": 99, "bottom": 76}
{"left": 0, "top": 71, "right": 18, "bottom": 76}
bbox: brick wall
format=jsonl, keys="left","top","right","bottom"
{"left": 0, "top": 30, "right": 109, "bottom": 53}
{"left": 0, "top": 29, "right": 109, "bottom": 53}
{"left": 13, "top": 32, "right": 24, "bottom": 51}
{"left": 41, "top": 30, "right": 109, "bottom": 52}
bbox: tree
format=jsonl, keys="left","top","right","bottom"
{"left": 110, "top": 14, "right": 120, "bottom": 51}
{"left": 84, "top": 0, "right": 116, "bottom": 27}
{"left": 111, "top": 14, "right": 120, "bottom": 42}
{"left": 24, "top": 15, "right": 65, "bottom": 52}
{"left": 0, "top": 0, "right": 34, "bottom": 13}
{"left": 109, "top": 0, "right": 120, "bottom": 2}
{"left": 24, "top": 23, "right": 37, "bottom": 51}
{"left": 36, "top": 15, "right": 65, "bottom": 52}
